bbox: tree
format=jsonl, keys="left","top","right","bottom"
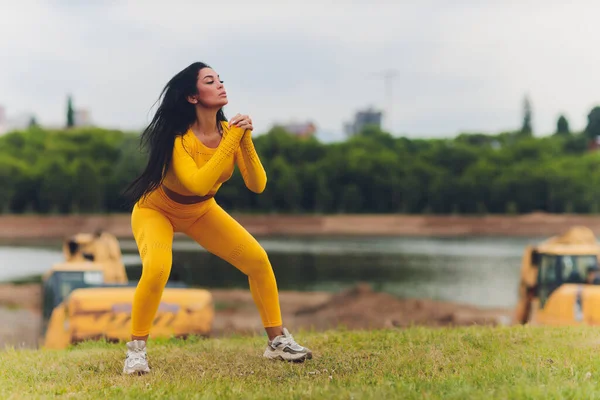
{"left": 2, "top": 117, "right": 600, "bottom": 216}
{"left": 0, "top": 157, "right": 22, "bottom": 213}
{"left": 585, "top": 106, "right": 600, "bottom": 141}
{"left": 38, "top": 158, "right": 74, "bottom": 213}
{"left": 28, "top": 116, "right": 38, "bottom": 128}
{"left": 521, "top": 96, "right": 533, "bottom": 135}
{"left": 556, "top": 115, "right": 570, "bottom": 135}
{"left": 269, "top": 155, "right": 301, "bottom": 212}
{"left": 66, "top": 95, "right": 75, "bottom": 128}
{"left": 340, "top": 184, "right": 363, "bottom": 213}
{"left": 71, "top": 159, "right": 104, "bottom": 213}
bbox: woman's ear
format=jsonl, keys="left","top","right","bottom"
{"left": 187, "top": 95, "right": 198, "bottom": 104}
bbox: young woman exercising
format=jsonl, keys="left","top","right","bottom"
{"left": 122, "top": 62, "right": 312, "bottom": 374}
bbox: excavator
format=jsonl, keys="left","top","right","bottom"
{"left": 41, "top": 230, "right": 214, "bottom": 349}
{"left": 514, "top": 226, "right": 600, "bottom": 326}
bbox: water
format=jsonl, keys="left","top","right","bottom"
{"left": 0, "top": 235, "right": 543, "bottom": 309}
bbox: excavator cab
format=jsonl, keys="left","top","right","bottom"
{"left": 41, "top": 265, "right": 107, "bottom": 335}
{"left": 514, "top": 226, "right": 600, "bottom": 325}
{"left": 536, "top": 253, "right": 599, "bottom": 308}
{"left": 41, "top": 230, "right": 130, "bottom": 336}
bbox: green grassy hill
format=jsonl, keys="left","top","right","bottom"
{"left": 2, "top": 326, "right": 600, "bottom": 399}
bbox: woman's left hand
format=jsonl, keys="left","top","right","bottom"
{"left": 229, "top": 114, "right": 253, "bottom": 131}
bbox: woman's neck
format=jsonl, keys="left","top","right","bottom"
{"left": 192, "top": 107, "right": 219, "bottom": 135}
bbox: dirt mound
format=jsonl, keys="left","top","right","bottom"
{"left": 209, "top": 284, "right": 512, "bottom": 336}
{"left": 0, "top": 307, "right": 40, "bottom": 349}
{"left": 0, "top": 284, "right": 41, "bottom": 312}
{"left": 292, "top": 283, "right": 511, "bottom": 330}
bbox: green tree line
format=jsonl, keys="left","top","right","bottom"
{"left": 2, "top": 109, "right": 600, "bottom": 215}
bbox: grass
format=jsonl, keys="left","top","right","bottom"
{"left": 3, "top": 326, "right": 600, "bottom": 399}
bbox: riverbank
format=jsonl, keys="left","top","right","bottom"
{"left": 0, "top": 283, "right": 512, "bottom": 349}
{"left": 0, "top": 212, "right": 599, "bottom": 240}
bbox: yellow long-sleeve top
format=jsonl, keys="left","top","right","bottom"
{"left": 162, "top": 121, "right": 267, "bottom": 197}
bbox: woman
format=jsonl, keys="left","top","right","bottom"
{"left": 122, "top": 62, "right": 312, "bottom": 375}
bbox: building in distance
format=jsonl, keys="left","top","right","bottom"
{"left": 344, "top": 107, "right": 383, "bottom": 137}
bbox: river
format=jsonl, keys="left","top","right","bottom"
{"left": 0, "top": 235, "right": 543, "bottom": 309}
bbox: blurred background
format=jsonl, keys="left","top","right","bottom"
{"left": 1, "top": 1, "right": 600, "bottom": 347}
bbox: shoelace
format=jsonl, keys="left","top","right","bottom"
{"left": 277, "top": 333, "right": 301, "bottom": 349}
{"left": 127, "top": 348, "right": 146, "bottom": 360}
{"left": 127, "top": 355, "right": 146, "bottom": 368}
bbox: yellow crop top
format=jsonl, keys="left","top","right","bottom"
{"left": 162, "top": 121, "right": 267, "bottom": 197}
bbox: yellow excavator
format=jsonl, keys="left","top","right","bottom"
{"left": 42, "top": 231, "right": 214, "bottom": 349}
{"left": 514, "top": 226, "right": 600, "bottom": 326}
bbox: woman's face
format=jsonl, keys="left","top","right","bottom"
{"left": 190, "top": 67, "right": 228, "bottom": 108}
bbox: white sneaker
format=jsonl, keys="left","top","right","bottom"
{"left": 263, "top": 328, "right": 313, "bottom": 362}
{"left": 123, "top": 340, "right": 150, "bottom": 375}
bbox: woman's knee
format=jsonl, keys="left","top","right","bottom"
{"left": 139, "top": 251, "right": 172, "bottom": 293}
{"left": 241, "top": 246, "right": 274, "bottom": 277}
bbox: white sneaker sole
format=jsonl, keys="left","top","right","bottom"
{"left": 123, "top": 364, "right": 150, "bottom": 375}
{"left": 263, "top": 349, "right": 313, "bottom": 362}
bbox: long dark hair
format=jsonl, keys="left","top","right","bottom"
{"left": 123, "top": 62, "right": 227, "bottom": 207}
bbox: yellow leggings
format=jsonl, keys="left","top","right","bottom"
{"left": 130, "top": 187, "right": 282, "bottom": 337}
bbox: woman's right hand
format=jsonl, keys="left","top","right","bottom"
{"left": 229, "top": 113, "right": 254, "bottom": 132}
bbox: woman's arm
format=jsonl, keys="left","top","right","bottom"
{"left": 236, "top": 131, "right": 267, "bottom": 193}
{"left": 172, "top": 127, "right": 245, "bottom": 196}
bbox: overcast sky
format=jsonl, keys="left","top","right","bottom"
{"left": 1, "top": 0, "right": 599, "bottom": 141}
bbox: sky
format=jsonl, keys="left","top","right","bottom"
{"left": 1, "top": 0, "right": 599, "bottom": 141}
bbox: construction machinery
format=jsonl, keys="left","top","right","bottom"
{"left": 514, "top": 226, "right": 600, "bottom": 326}
{"left": 42, "top": 231, "right": 214, "bottom": 349}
